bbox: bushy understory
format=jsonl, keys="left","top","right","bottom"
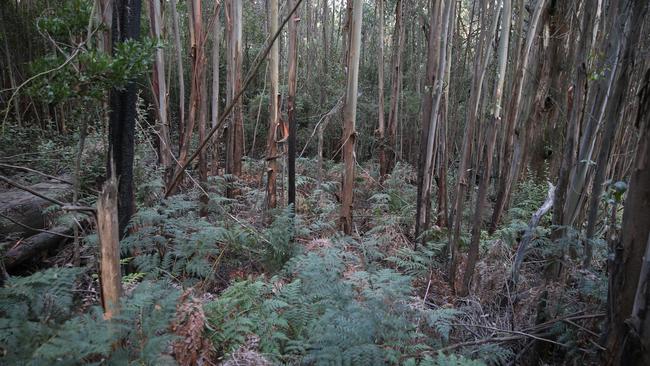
{"left": 1, "top": 144, "right": 609, "bottom": 365}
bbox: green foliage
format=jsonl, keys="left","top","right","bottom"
{"left": 121, "top": 191, "right": 300, "bottom": 284}
{"left": 28, "top": 0, "right": 154, "bottom": 105}
{"left": 508, "top": 170, "right": 549, "bottom": 223}
{"left": 263, "top": 205, "right": 299, "bottom": 272}
{"left": 0, "top": 268, "right": 180, "bottom": 365}
{"left": 385, "top": 240, "right": 445, "bottom": 277}
{"left": 206, "top": 240, "right": 481, "bottom": 365}
{"left": 411, "top": 354, "right": 486, "bottom": 366}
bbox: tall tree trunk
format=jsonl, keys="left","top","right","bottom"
{"left": 489, "top": 0, "right": 546, "bottom": 233}
{"left": 210, "top": 7, "right": 221, "bottom": 175}
{"left": 376, "top": 0, "right": 387, "bottom": 179}
{"left": 320, "top": 0, "right": 329, "bottom": 107}
{"left": 436, "top": 0, "right": 455, "bottom": 230}
{"left": 460, "top": 0, "right": 511, "bottom": 296}
{"left": 266, "top": 0, "right": 280, "bottom": 209}
{"left": 449, "top": 0, "right": 500, "bottom": 289}
{"left": 184, "top": 0, "right": 207, "bottom": 185}
{"left": 108, "top": 0, "right": 142, "bottom": 237}
{"left": 562, "top": 0, "right": 625, "bottom": 228}
{"left": 225, "top": 0, "right": 244, "bottom": 197}
{"left": 385, "top": 0, "right": 405, "bottom": 178}
{"left": 416, "top": 0, "right": 453, "bottom": 242}
{"left": 576, "top": 0, "right": 600, "bottom": 266}
{"left": 340, "top": 0, "right": 363, "bottom": 235}
{"left": 148, "top": 0, "right": 172, "bottom": 170}
{"left": 605, "top": 64, "right": 650, "bottom": 365}
{"left": 287, "top": 0, "right": 299, "bottom": 208}
{"left": 170, "top": 0, "right": 186, "bottom": 154}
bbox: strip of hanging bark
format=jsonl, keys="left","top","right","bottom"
{"left": 165, "top": 0, "right": 305, "bottom": 198}
{"left": 97, "top": 174, "right": 122, "bottom": 320}
{"left": 511, "top": 182, "right": 555, "bottom": 287}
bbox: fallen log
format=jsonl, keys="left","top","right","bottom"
{"left": 0, "top": 177, "right": 72, "bottom": 239}
{"left": 2, "top": 225, "right": 74, "bottom": 270}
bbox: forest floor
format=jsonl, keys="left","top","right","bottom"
{"left": 0, "top": 136, "right": 608, "bottom": 365}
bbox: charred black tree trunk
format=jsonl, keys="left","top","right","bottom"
{"left": 108, "top": 0, "right": 142, "bottom": 237}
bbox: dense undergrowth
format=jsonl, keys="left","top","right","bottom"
{"left": 1, "top": 126, "right": 609, "bottom": 365}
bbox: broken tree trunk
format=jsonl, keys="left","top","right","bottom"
{"left": 97, "top": 175, "right": 122, "bottom": 320}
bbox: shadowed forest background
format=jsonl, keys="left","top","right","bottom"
{"left": 1, "top": 0, "right": 649, "bottom": 365}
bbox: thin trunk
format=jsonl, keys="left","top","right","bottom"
{"left": 416, "top": 0, "right": 453, "bottom": 242}
{"left": 287, "top": 0, "right": 299, "bottom": 208}
{"left": 575, "top": 0, "right": 600, "bottom": 267}
{"left": 210, "top": 8, "right": 220, "bottom": 175}
{"left": 460, "top": 0, "right": 510, "bottom": 297}
{"left": 384, "top": 0, "right": 405, "bottom": 178}
{"left": 320, "top": 0, "right": 329, "bottom": 106}
{"left": 148, "top": 0, "right": 172, "bottom": 169}
{"left": 377, "top": 0, "right": 387, "bottom": 179}
{"left": 563, "top": 0, "right": 625, "bottom": 227}
{"left": 449, "top": 0, "right": 501, "bottom": 289}
{"left": 436, "top": 0, "right": 456, "bottom": 229}
{"left": 225, "top": 0, "right": 244, "bottom": 196}
{"left": 489, "top": 0, "right": 546, "bottom": 233}
{"left": 170, "top": 0, "right": 186, "bottom": 154}
{"left": 340, "top": 0, "right": 363, "bottom": 235}
{"left": 266, "top": 0, "right": 280, "bottom": 209}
